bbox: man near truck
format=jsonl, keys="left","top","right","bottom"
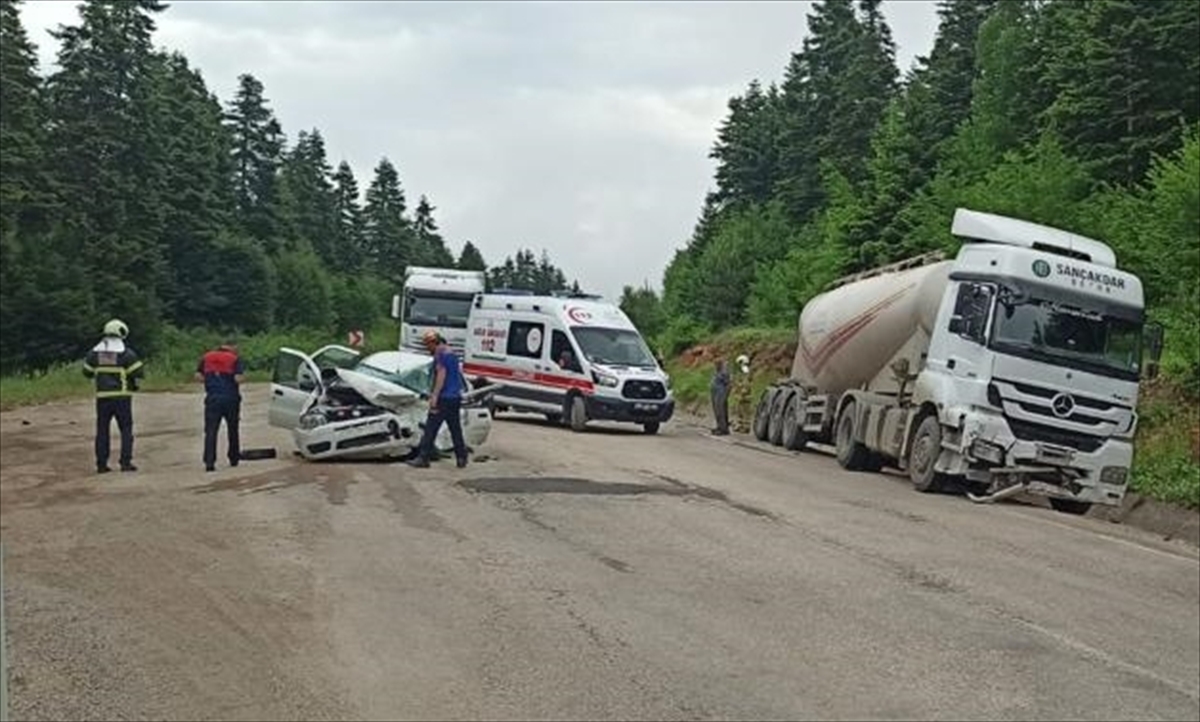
{"left": 408, "top": 330, "right": 469, "bottom": 469}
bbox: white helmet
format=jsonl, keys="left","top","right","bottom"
{"left": 103, "top": 318, "right": 129, "bottom": 338}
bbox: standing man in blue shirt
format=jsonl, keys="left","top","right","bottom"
{"left": 195, "top": 340, "right": 246, "bottom": 472}
{"left": 408, "top": 330, "right": 469, "bottom": 469}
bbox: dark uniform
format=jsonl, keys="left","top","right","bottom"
{"left": 409, "top": 333, "right": 469, "bottom": 468}
{"left": 197, "top": 345, "right": 245, "bottom": 471}
{"left": 83, "top": 335, "right": 145, "bottom": 473}
{"left": 710, "top": 360, "right": 730, "bottom": 435}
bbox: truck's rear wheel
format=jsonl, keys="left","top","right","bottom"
{"left": 768, "top": 393, "right": 787, "bottom": 446}
{"left": 1049, "top": 498, "right": 1092, "bottom": 515}
{"left": 753, "top": 390, "right": 773, "bottom": 441}
{"left": 908, "top": 415, "right": 946, "bottom": 493}
{"left": 568, "top": 396, "right": 588, "bottom": 432}
{"left": 781, "top": 394, "right": 807, "bottom": 451}
{"left": 835, "top": 400, "right": 872, "bottom": 471}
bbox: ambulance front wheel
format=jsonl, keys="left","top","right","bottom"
{"left": 642, "top": 421, "right": 660, "bottom": 435}
{"left": 568, "top": 395, "right": 588, "bottom": 432}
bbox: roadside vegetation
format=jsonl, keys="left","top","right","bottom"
{"left": 617, "top": 1, "right": 1199, "bottom": 509}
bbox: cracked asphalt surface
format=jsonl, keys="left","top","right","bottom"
{"left": 1, "top": 384, "right": 1197, "bottom": 721}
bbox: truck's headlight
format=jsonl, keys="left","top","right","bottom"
{"left": 592, "top": 371, "right": 618, "bottom": 388}
{"left": 969, "top": 438, "right": 1005, "bottom": 464}
{"left": 1100, "top": 466, "right": 1128, "bottom": 486}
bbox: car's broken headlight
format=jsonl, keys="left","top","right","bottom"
{"left": 299, "top": 410, "right": 329, "bottom": 430}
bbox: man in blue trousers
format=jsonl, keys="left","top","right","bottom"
{"left": 407, "top": 330, "right": 469, "bottom": 469}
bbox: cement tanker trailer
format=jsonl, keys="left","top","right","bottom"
{"left": 753, "top": 208, "right": 1164, "bottom": 515}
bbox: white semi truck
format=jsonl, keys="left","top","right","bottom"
{"left": 753, "top": 208, "right": 1163, "bottom": 515}
{"left": 391, "top": 266, "right": 486, "bottom": 356}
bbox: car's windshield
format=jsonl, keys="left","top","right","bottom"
{"left": 991, "top": 296, "right": 1142, "bottom": 381}
{"left": 352, "top": 356, "right": 433, "bottom": 394}
{"left": 570, "top": 326, "right": 657, "bottom": 368}
{"left": 404, "top": 292, "right": 473, "bottom": 328}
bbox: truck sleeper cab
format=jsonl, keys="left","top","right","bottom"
{"left": 463, "top": 293, "right": 675, "bottom": 434}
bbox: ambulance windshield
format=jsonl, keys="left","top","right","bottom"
{"left": 571, "top": 327, "right": 657, "bottom": 368}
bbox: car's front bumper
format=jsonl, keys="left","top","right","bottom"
{"left": 292, "top": 407, "right": 493, "bottom": 461}
{"left": 584, "top": 395, "right": 675, "bottom": 424}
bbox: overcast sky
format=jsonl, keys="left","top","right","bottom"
{"left": 21, "top": 0, "right": 938, "bottom": 300}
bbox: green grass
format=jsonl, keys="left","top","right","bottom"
{"left": 1129, "top": 385, "right": 1200, "bottom": 508}
{"left": 0, "top": 321, "right": 402, "bottom": 412}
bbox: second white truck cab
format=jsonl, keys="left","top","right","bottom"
{"left": 463, "top": 292, "right": 675, "bottom": 434}
{"left": 391, "top": 266, "right": 486, "bottom": 356}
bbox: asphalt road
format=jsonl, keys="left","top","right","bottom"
{"left": 1, "top": 384, "right": 1197, "bottom": 721}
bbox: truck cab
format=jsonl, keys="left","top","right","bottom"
{"left": 391, "top": 266, "right": 486, "bottom": 357}
{"left": 463, "top": 292, "right": 675, "bottom": 434}
{"left": 911, "top": 209, "right": 1159, "bottom": 512}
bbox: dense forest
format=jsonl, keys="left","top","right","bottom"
{"left": 0, "top": 0, "right": 579, "bottom": 374}
{"left": 622, "top": 0, "right": 1198, "bottom": 395}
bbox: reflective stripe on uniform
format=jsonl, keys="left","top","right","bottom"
{"left": 96, "top": 390, "right": 133, "bottom": 398}
{"left": 126, "top": 360, "right": 144, "bottom": 375}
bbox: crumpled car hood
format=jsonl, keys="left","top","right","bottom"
{"left": 326, "top": 367, "right": 423, "bottom": 412}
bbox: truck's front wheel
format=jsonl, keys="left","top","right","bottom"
{"left": 835, "top": 400, "right": 872, "bottom": 471}
{"left": 908, "top": 415, "right": 946, "bottom": 493}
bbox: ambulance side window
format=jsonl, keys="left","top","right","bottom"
{"left": 507, "top": 321, "right": 545, "bottom": 359}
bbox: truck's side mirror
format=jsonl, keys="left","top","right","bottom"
{"left": 1142, "top": 322, "right": 1164, "bottom": 380}
{"left": 390, "top": 294, "right": 401, "bottom": 320}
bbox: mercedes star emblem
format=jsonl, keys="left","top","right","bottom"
{"left": 1050, "top": 392, "right": 1076, "bottom": 418}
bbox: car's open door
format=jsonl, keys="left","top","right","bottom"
{"left": 269, "top": 347, "right": 323, "bottom": 429}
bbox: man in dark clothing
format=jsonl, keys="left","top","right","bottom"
{"left": 408, "top": 331, "right": 469, "bottom": 469}
{"left": 196, "top": 341, "right": 246, "bottom": 472}
{"left": 83, "top": 319, "right": 145, "bottom": 473}
{"left": 710, "top": 358, "right": 731, "bottom": 436}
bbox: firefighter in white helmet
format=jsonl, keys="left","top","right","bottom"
{"left": 82, "top": 319, "right": 145, "bottom": 474}
{"left": 732, "top": 353, "right": 752, "bottom": 433}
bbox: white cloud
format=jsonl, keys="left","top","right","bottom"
{"left": 19, "top": 0, "right": 939, "bottom": 299}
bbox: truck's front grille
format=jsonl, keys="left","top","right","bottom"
{"left": 1007, "top": 417, "right": 1104, "bottom": 453}
{"left": 622, "top": 380, "right": 667, "bottom": 400}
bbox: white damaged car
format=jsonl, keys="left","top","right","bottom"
{"left": 268, "top": 344, "right": 494, "bottom": 461}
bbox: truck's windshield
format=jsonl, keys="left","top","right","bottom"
{"left": 571, "top": 327, "right": 657, "bottom": 368}
{"left": 991, "top": 296, "right": 1142, "bottom": 381}
{"left": 404, "top": 292, "right": 473, "bottom": 328}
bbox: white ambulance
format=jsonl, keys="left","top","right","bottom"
{"left": 463, "top": 293, "right": 675, "bottom": 434}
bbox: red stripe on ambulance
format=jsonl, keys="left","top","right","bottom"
{"left": 464, "top": 361, "right": 595, "bottom": 394}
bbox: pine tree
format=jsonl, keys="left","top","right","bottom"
{"left": 331, "top": 160, "right": 365, "bottom": 272}
{"left": 279, "top": 128, "right": 339, "bottom": 260}
{"left": 0, "top": 0, "right": 51, "bottom": 235}
{"left": 457, "top": 241, "right": 486, "bottom": 272}
{"left": 710, "top": 80, "right": 783, "bottom": 209}
{"left": 44, "top": 0, "right": 170, "bottom": 344}
{"left": 150, "top": 51, "right": 239, "bottom": 326}
{"left": 413, "top": 194, "right": 454, "bottom": 266}
{"left": 225, "top": 73, "right": 286, "bottom": 246}
{"left": 362, "top": 157, "right": 413, "bottom": 281}
{"left": 1041, "top": 0, "right": 1200, "bottom": 185}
